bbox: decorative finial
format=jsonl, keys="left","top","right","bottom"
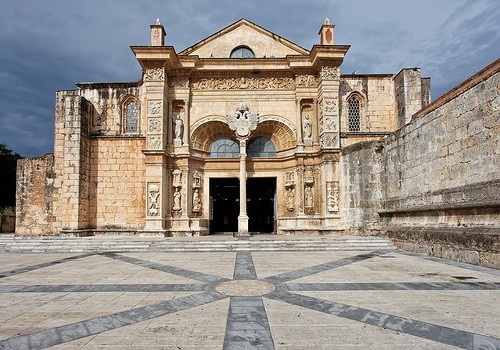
{"left": 324, "top": 18, "right": 331, "bottom": 25}
{"left": 155, "top": 18, "right": 161, "bottom": 25}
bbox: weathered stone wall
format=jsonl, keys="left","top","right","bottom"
{"left": 394, "top": 68, "right": 431, "bottom": 127}
{"left": 342, "top": 59, "right": 499, "bottom": 267}
{"left": 16, "top": 154, "right": 55, "bottom": 235}
{"left": 382, "top": 61, "right": 499, "bottom": 227}
{"left": 341, "top": 142, "right": 385, "bottom": 234}
{"left": 88, "top": 137, "right": 146, "bottom": 230}
{"left": 339, "top": 75, "right": 397, "bottom": 133}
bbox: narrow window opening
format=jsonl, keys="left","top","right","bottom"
{"left": 348, "top": 97, "right": 361, "bottom": 132}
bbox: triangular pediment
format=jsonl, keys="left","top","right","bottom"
{"left": 180, "top": 19, "right": 309, "bottom": 58}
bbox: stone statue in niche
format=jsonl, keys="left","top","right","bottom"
{"left": 305, "top": 186, "right": 314, "bottom": 209}
{"left": 173, "top": 187, "right": 181, "bottom": 211}
{"left": 174, "top": 115, "right": 184, "bottom": 140}
{"left": 303, "top": 115, "right": 312, "bottom": 140}
{"left": 193, "top": 188, "right": 201, "bottom": 212}
{"left": 327, "top": 186, "right": 339, "bottom": 212}
{"left": 286, "top": 187, "right": 295, "bottom": 212}
{"left": 227, "top": 102, "right": 258, "bottom": 138}
{"left": 148, "top": 184, "right": 160, "bottom": 216}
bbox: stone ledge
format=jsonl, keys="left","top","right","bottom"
{"left": 384, "top": 226, "right": 500, "bottom": 269}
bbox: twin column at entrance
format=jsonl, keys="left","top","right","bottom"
{"left": 238, "top": 138, "right": 249, "bottom": 235}
{"left": 227, "top": 103, "right": 259, "bottom": 236}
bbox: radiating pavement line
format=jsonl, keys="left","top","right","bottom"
{"left": 262, "top": 250, "right": 387, "bottom": 284}
{"left": 0, "top": 253, "right": 95, "bottom": 278}
{"left": 0, "top": 290, "right": 228, "bottom": 350}
{"left": 265, "top": 291, "right": 500, "bottom": 350}
{"left": 280, "top": 281, "right": 500, "bottom": 292}
{"left": 101, "top": 253, "right": 228, "bottom": 283}
{"left": 0, "top": 283, "right": 209, "bottom": 293}
{"left": 233, "top": 251, "right": 258, "bottom": 280}
{"left": 223, "top": 296, "right": 275, "bottom": 350}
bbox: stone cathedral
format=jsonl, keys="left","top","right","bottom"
{"left": 16, "top": 18, "right": 435, "bottom": 237}
{"left": 17, "top": 18, "right": 433, "bottom": 237}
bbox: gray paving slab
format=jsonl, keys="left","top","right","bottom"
{"left": 0, "top": 249, "right": 499, "bottom": 349}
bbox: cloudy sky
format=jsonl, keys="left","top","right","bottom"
{"left": 1, "top": 0, "right": 498, "bottom": 157}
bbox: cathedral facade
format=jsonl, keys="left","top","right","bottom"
{"left": 16, "top": 18, "right": 432, "bottom": 236}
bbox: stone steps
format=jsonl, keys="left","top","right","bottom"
{"left": 0, "top": 236, "right": 396, "bottom": 253}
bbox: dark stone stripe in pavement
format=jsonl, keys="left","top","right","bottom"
{"left": 0, "top": 290, "right": 228, "bottom": 350}
{"left": 397, "top": 250, "right": 500, "bottom": 277}
{"left": 0, "top": 253, "right": 95, "bottom": 279}
{"left": 223, "top": 296, "right": 275, "bottom": 350}
{"left": 266, "top": 291, "right": 500, "bottom": 350}
{"left": 280, "top": 281, "right": 500, "bottom": 292}
{"left": 102, "top": 253, "right": 228, "bottom": 283}
{"left": 0, "top": 284, "right": 209, "bottom": 293}
{"left": 262, "top": 251, "right": 387, "bottom": 284}
{"left": 234, "top": 251, "right": 258, "bottom": 280}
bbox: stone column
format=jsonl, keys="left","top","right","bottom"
{"left": 143, "top": 66, "right": 168, "bottom": 233}
{"left": 237, "top": 138, "right": 249, "bottom": 235}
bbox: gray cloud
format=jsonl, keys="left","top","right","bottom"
{"left": 0, "top": 0, "right": 498, "bottom": 157}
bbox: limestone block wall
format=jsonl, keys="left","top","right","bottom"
{"left": 382, "top": 61, "right": 499, "bottom": 227}
{"left": 341, "top": 142, "right": 384, "bottom": 234}
{"left": 339, "top": 75, "right": 397, "bottom": 133}
{"left": 16, "top": 154, "right": 55, "bottom": 235}
{"left": 394, "top": 68, "right": 431, "bottom": 127}
{"left": 342, "top": 59, "right": 499, "bottom": 267}
{"left": 88, "top": 137, "right": 146, "bottom": 230}
{"left": 76, "top": 83, "right": 142, "bottom": 137}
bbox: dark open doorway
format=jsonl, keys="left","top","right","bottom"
{"left": 247, "top": 177, "right": 276, "bottom": 233}
{"left": 210, "top": 178, "right": 239, "bottom": 233}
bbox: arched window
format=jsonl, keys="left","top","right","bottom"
{"left": 210, "top": 137, "right": 239, "bottom": 158}
{"left": 347, "top": 96, "right": 361, "bottom": 132}
{"left": 247, "top": 136, "right": 276, "bottom": 158}
{"left": 230, "top": 46, "right": 255, "bottom": 58}
{"left": 124, "top": 100, "right": 139, "bottom": 134}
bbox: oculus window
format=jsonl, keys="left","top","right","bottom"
{"left": 210, "top": 137, "right": 239, "bottom": 158}
{"left": 247, "top": 136, "right": 276, "bottom": 158}
{"left": 230, "top": 46, "right": 255, "bottom": 58}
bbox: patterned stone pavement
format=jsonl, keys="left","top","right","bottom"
{"left": 0, "top": 249, "right": 499, "bottom": 349}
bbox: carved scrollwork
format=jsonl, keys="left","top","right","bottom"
{"left": 323, "top": 99, "right": 337, "bottom": 114}
{"left": 148, "top": 184, "right": 160, "bottom": 216}
{"left": 168, "top": 76, "right": 189, "bottom": 88}
{"left": 296, "top": 74, "right": 319, "bottom": 87}
{"left": 148, "top": 101, "right": 162, "bottom": 115}
{"left": 148, "top": 118, "right": 162, "bottom": 133}
{"left": 144, "top": 67, "right": 165, "bottom": 81}
{"left": 148, "top": 135, "right": 162, "bottom": 150}
{"left": 191, "top": 76, "right": 295, "bottom": 90}
{"left": 319, "top": 66, "right": 339, "bottom": 80}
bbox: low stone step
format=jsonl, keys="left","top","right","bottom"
{"left": 0, "top": 236, "right": 396, "bottom": 253}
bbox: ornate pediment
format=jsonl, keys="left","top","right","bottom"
{"left": 180, "top": 19, "right": 309, "bottom": 58}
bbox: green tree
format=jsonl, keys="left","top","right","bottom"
{"left": 0, "top": 143, "right": 22, "bottom": 209}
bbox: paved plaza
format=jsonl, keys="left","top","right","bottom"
{"left": 0, "top": 248, "right": 499, "bottom": 349}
